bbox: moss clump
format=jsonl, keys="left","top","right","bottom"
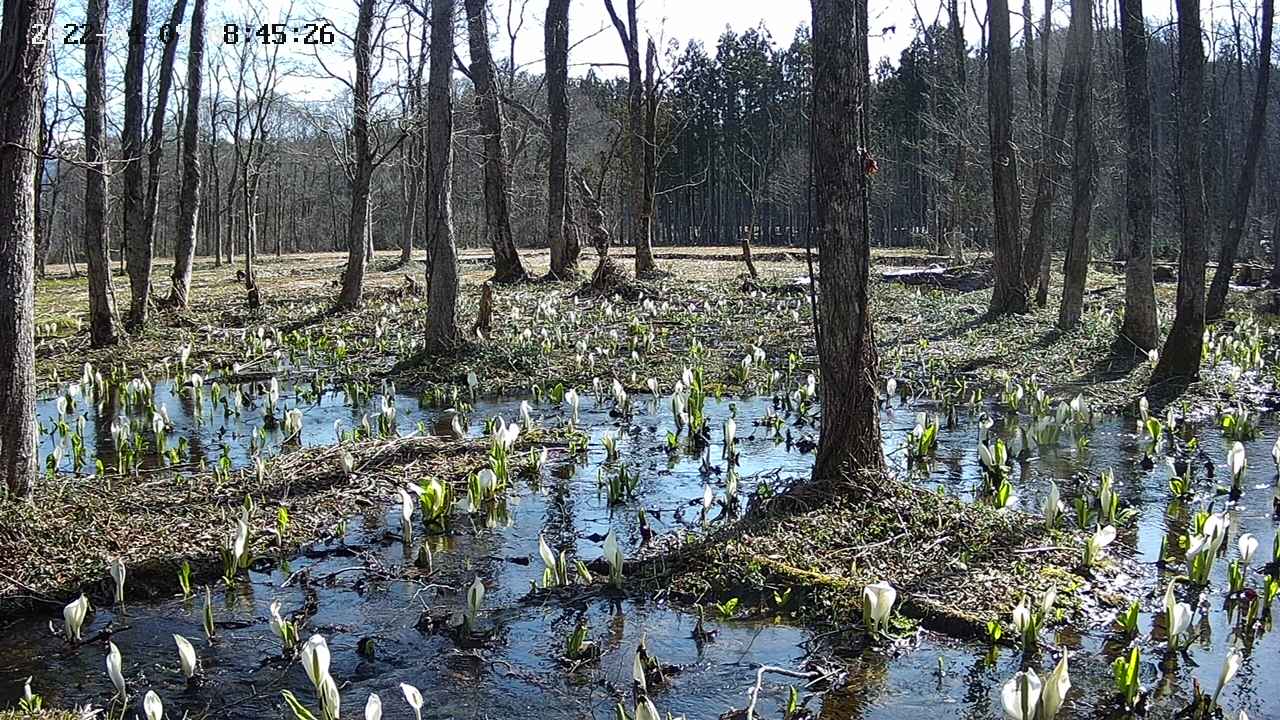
{"left": 645, "top": 469, "right": 1084, "bottom": 639}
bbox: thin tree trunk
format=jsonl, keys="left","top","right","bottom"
{"left": 1118, "top": 0, "right": 1159, "bottom": 349}
{"left": 337, "top": 0, "right": 377, "bottom": 309}
{"left": 1057, "top": 0, "right": 1095, "bottom": 329}
{"left": 122, "top": 0, "right": 149, "bottom": 331}
{"left": 1152, "top": 0, "right": 1208, "bottom": 382}
{"left": 811, "top": 0, "right": 884, "bottom": 479}
{"left": 425, "top": 0, "right": 459, "bottom": 352}
{"left": 986, "top": 0, "right": 1026, "bottom": 315}
{"left": 642, "top": 38, "right": 659, "bottom": 263}
{"left": 947, "top": 0, "right": 966, "bottom": 263}
{"left": 0, "top": 0, "right": 54, "bottom": 496}
{"left": 1205, "top": 0, "right": 1273, "bottom": 319}
{"left": 170, "top": 0, "right": 205, "bottom": 307}
{"left": 545, "top": 0, "right": 577, "bottom": 278}
{"left": 465, "top": 0, "right": 527, "bottom": 284}
{"left": 85, "top": 0, "right": 118, "bottom": 348}
{"left": 604, "top": 0, "right": 655, "bottom": 274}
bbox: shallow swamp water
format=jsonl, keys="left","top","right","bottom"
{"left": 1, "top": 377, "right": 1277, "bottom": 719}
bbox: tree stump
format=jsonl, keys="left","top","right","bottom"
{"left": 473, "top": 281, "right": 494, "bottom": 337}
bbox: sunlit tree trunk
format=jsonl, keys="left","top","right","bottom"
{"left": 122, "top": 0, "right": 149, "bottom": 331}
{"left": 810, "top": 0, "right": 884, "bottom": 479}
{"left": 604, "top": 0, "right": 656, "bottom": 274}
{"left": 1152, "top": 0, "right": 1208, "bottom": 381}
{"left": 337, "top": 0, "right": 377, "bottom": 309}
{"left": 465, "top": 0, "right": 527, "bottom": 284}
{"left": 1205, "top": 0, "right": 1273, "bottom": 319}
{"left": 425, "top": 0, "right": 459, "bottom": 352}
{"left": 986, "top": 0, "right": 1026, "bottom": 316}
{"left": 85, "top": 0, "right": 118, "bottom": 348}
{"left": 170, "top": 0, "right": 205, "bottom": 307}
{"left": 0, "top": 0, "right": 54, "bottom": 497}
{"left": 1118, "top": 0, "right": 1159, "bottom": 349}
{"left": 545, "top": 0, "right": 578, "bottom": 278}
{"left": 1057, "top": 0, "right": 1095, "bottom": 329}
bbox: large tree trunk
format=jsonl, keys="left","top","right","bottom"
{"left": 337, "top": 0, "right": 377, "bottom": 309}
{"left": 1205, "top": 0, "right": 1273, "bottom": 319}
{"left": 1057, "top": 0, "right": 1096, "bottom": 329}
{"left": 986, "top": 0, "right": 1026, "bottom": 316}
{"left": 465, "top": 0, "right": 527, "bottom": 284}
{"left": 122, "top": 0, "right": 149, "bottom": 331}
{"left": 85, "top": 0, "right": 118, "bottom": 348}
{"left": 642, "top": 38, "right": 659, "bottom": 265}
{"left": 1152, "top": 0, "right": 1208, "bottom": 382}
{"left": 1023, "top": 11, "right": 1079, "bottom": 306}
{"left": 545, "top": 0, "right": 578, "bottom": 278}
{"left": 604, "top": 0, "right": 656, "bottom": 274}
{"left": 810, "top": 0, "right": 884, "bottom": 480}
{"left": 0, "top": 0, "right": 54, "bottom": 497}
{"left": 1118, "top": 0, "right": 1159, "bottom": 349}
{"left": 424, "top": 0, "right": 460, "bottom": 352}
{"left": 946, "top": 0, "right": 966, "bottom": 262}
{"left": 170, "top": 0, "right": 205, "bottom": 307}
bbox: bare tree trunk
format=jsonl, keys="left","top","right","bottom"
{"left": 1057, "top": 0, "right": 1095, "bottom": 329}
{"left": 425, "top": 0, "right": 460, "bottom": 352}
{"left": 1206, "top": 0, "right": 1273, "bottom": 319}
{"left": 122, "top": 0, "right": 149, "bottom": 331}
{"left": 642, "top": 38, "right": 659, "bottom": 264}
{"left": 947, "top": 0, "right": 966, "bottom": 262}
{"left": 811, "top": 0, "right": 884, "bottom": 479}
{"left": 465, "top": 0, "right": 527, "bottom": 284}
{"left": 604, "top": 0, "right": 656, "bottom": 274}
{"left": 85, "top": 0, "right": 118, "bottom": 348}
{"left": 545, "top": 0, "right": 577, "bottom": 278}
{"left": 337, "top": 0, "right": 377, "bottom": 309}
{"left": 0, "top": 0, "right": 54, "bottom": 497}
{"left": 170, "top": 0, "right": 205, "bottom": 307}
{"left": 1152, "top": 0, "right": 1208, "bottom": 382}
{"left": 1024, "top": 13, "right": 1079, "bottom": 306}
{"left": 1118, "top": 0, "right": 1159, "bottom": 349}
{"left": 986, "top": 0, "right": 1026, "bottom": 316}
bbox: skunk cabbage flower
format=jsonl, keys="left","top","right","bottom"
{"left": 144, "top": 690, "right": 163, "bottom": 720}
{"left": 318, "top": 674, "right": 340, "bottom": 720}
{"left": 702, "top": 485, "right": 714, "bottom": 514}
{"left": 301, "top": 634, "right": 331, "bottom": 690}
{"left": 635, "top": 697, "right": 661, "bottom": 720}
{"left": 1228, "top": 441, "right": 1247, "bottom": 484}
{"left": 365, "top": 692, "right": 382, "bottom": 720}
{"left": 603, "top": 531, "right": 624, "bottom": 587}
{"left": 466, "top": 576, "right": 486, "bottom": 625}
{"left": 174, "top": 634, "right": 197, "bottom": 678}
{"left": 564, "top": 389, "right": 580, "bottom": 423}
{"left": 107, "top": 641, "right": 126, "bottom": 699}
{"left": 64, "top": 594, "right": 89, "bottom": 641}
{"left": 1044, "top": 482, "right": 1062, "bottom": 529}
{"left": 1000, "top": 669, "right": 1042, "bottom": 720}
{"left": 1239, "top": 533, "right": 1259, "bottom": 566}
{"left": 1272, "top": 436, "right": 1280, "bottom": 467}
{"left": 1086, "top": 525, "right": 1117, "bottom": 564}
{"left": 1214, "top": 649, "right": 1242, "bottom": 702}
{"left": 862, "top": 581, "right": 896, "bottom": 633}
{"left": 1167, "top": 601, "right": 1193, "bottom": 647}
{"left": 1041, "top": 655, "right": 1071, "bottom": 720}
{"left": 400, "top": 683, "right": 423, "bottom": 720}
{"left": 341, "top": 451, "right": 355, "bottom": 476}
{"left": 723, "top": 418, "right": 736, "bottom": 457}
{"left": 646, "top": 378, "right": 659, "bottom": 396}
{"left": 399, "top": 489, "right": 415, "bottom": 540}
{"left": 538, "top": 535, "right": 558, "bottom": 575}
{"left": 885, "top": 377, "right": 897, "bottom": 400}
{"left": 109, "top": 557, "right": 127, "bottom": 605}
{"left": 1011, "top": 598, "right": 1031, "bottom": 634}
{"left": 519, "top": 401, "right": 533, "bottom": 430}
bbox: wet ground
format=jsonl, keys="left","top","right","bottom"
{"left": 2, "top": 378, "right": 1277, "bottom": 718}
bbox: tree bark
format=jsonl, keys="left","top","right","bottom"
{"left": 337, "top": 0, "right": 377, "bottom": 309}
{"left": 170, "top": 0, "right": 205, "bottom": 307}
{"left": 85, "top": 0, "right": 118, "bottom": 348}
{"left": 122, "top": 0, "right": 149, "bottom": 331}
{"left": 1023, "top": 8, "right": 1079, "bottom": 307}
{"left": 1152, "top": 0, "right": 1208, "bottom": 382}
{"left": 810, "top": 0, "right": 884, "bottom": 479}
{"left": 0, "top": 0, "right": 54, "bottom": 496}
{"left": 134, "top": 0, "right": 188, "bottom": 310}
{"left": 1057, "top": 0, "right": 1095, "bottom": 329}
{"left": 986, "top": 0, "right": 1026, "bottom": 316}
{"left": 1205, "top": 0, "right": 1273, "bottom": 319}
{"left": 946, "top": 0, "right": 966, "bottom": 262}
{"left": 425, "top": 0, "right": 460, "bottom": 352}
{"left": 604, "top": 0, "right": 656, "bottom": 274}
{"left": 465, "top": 0, "right": 527, "bottom": 284}
{"left": 545, "top": 0, "right": 577, "bottom": 278}
{"left": 1118, "top": 0, "right": 1159, "bottom": 349}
